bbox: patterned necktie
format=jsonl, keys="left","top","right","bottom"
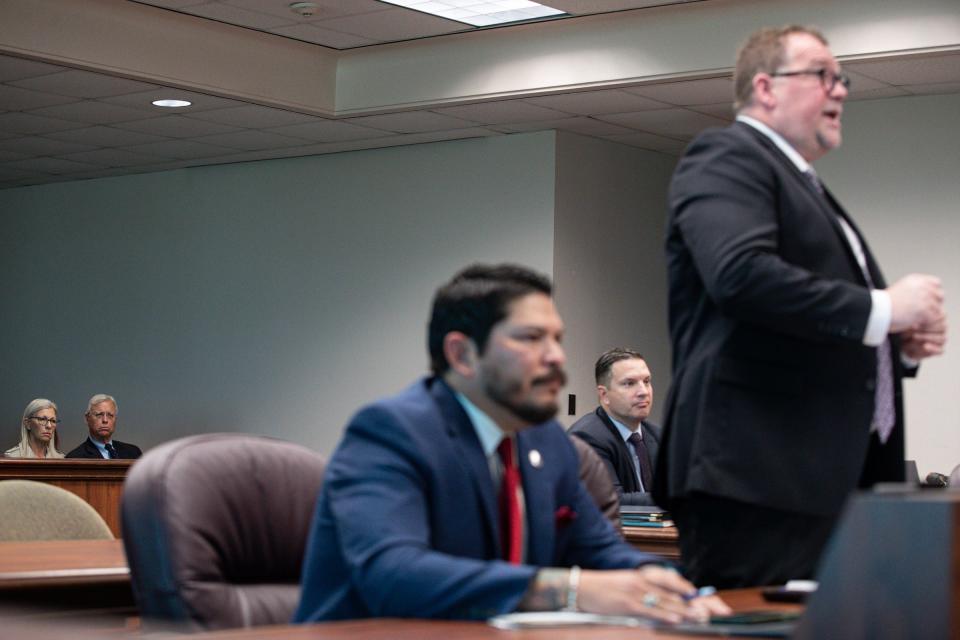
{"left": 105, "top": 443, "right": 118, "bottom": 459}
{"left": 496, "top": 437, "right": 522, "bottom": 564}
{"left": 627, "top": 432, "right": 653, "bottom": 491}
{"left": 807, "top": 167, "right": 896, "bottom": 442}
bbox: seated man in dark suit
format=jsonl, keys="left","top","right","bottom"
{"left": 66, "top": 394, "right": 142, "bottom": 459}
{"left": 570, "top": 348, "right": 661, "bottom": 506}
{"left": 295, "top": 264, "right": 728, "bottom": 623}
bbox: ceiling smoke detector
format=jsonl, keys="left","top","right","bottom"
{"left": 289, "top": 2, "right": 318, "bottom": 17}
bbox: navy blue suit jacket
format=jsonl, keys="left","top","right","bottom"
{"left": 570, "top": 407, "right": 661, "bottom": 506}
{"left": 295, "top": 377, "right": 658, "bottom": 622}
{"left": 65, "top": 437, "right": 142, "bottom": 459}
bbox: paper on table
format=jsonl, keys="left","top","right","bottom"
{"left": 488, "top": 611, "right": 654, "bottom": 630}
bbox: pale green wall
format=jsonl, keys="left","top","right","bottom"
{"left": 0, "top": 132, "right": 556, "bottom": 455}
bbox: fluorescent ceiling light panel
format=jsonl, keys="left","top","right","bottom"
{"left": 379, "top": 0, "right": 565, "bottom": 27}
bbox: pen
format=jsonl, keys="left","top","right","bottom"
{"left": 683, "top": 585, "right": 717, "bottom": 602}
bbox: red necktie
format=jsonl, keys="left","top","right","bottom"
{"left": 497, "top": 437, "right": 522, "bottom": 564}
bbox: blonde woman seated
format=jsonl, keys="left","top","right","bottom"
{"left": 4, "top": 399, "right": 65, "bottom": 459}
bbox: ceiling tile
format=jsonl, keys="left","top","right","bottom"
{"left": 0, "top": 56, "right": 65, "bottom": 82}
{"left": 28, "top": 100, "right": 157, "bottom": 125}
{"left": 0, "top": 112, "right": 86, "bottom": 135}
{"left": 57, "top": 148, "right": 170, "bottom": 167}
{"left": 318, "top": 7, "right": 466, "bottom": 41}
{"left": 685, "top": 102, "right": 734, "bottom": 119}
{"left": 546, "top": 0, "right": 694, "bottom": 12}
{"left": 226, "top": 0, "right": 387, "bottom": 20}
{"left": 625, "top": 77, "right": 734, "bottom": 106}
{"left": 102, "top": 89, "right": 244, "bottom": 112}
{"left": 193, "top": 129, "right": 312, "bottom": 150}
{"left": 526, "top": 89, "right": 670, "bottom": 115}
{"left": 0, "top": 136, "right": 95, "bottom": 157}
{"left": 842, "top": 69, "right": 891, "bottom": 93}
{"left": 269, "top": 23, "right": 378, "bottom": 48}
{"left": 0, "top": 165, "right": 51, "bottom": 181}
{"left": 124, "top": 139, "right": 237, "bottom": 159}
{"left": 845, "top": 54, "right": 960, "bottom": 86}
{"left": 0, "top": 85, "right": 80, "bottom": 111}
{"left": 0, "top": 150, "right": 28, "bottom": 162}
{"left": 495, "top": 116, "right": 636, "bottom": 136}
{"left": 184, "top": 2, "right": 298, "bottom": 29}
{"left": 186, "top": 105, "right": 319, "bottom": 128}
{"left": 112, "top": 115, "right": 242, "bottom": 138}
{"left": 131, "top": 0, "right": 209, "bottom": 8}
{"left": 847, "top": 86, "right": 910, "bottom": 101}
{"left": 45, "top": 125, "right": 171, "bottom": 147}
{"left": 597, "top": 108, "right": 728, "bottom": 139}
{"left": 10, "top": 70, "right": 158, "bottom": 99}
{"left": 903, "top": 82, "right": 960, "bottom": 96}
{"left": 434, "top": 100, "right": 569, "bottom": 125}
{"left": 266, "top": 119, "right": 388, "bottom": 142}
{"left": 345, "top": 111, "right": 476, "bottom": 133}
{"left": 603, "top": 130, "right": 689, "bottom": 155}
{"left": 3, "top": 156, "right": 102, "bottom": 174}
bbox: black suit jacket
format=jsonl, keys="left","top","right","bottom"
{"left": 657, "top": 121, "right": 909, "bottom": 519}
{"left": 66, "top": 437, "right": 142, "bottom": 459}
{"left": 570, "top": 407, "right": 661, "bottom": 506}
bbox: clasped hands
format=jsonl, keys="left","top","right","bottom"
{"left": 887, "top": 274, "right": 947, "bottom": 360}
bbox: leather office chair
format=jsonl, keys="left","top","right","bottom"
{"left": 0, "top": 479, "right": 113, "bottom": 541}
{"left": 121, "top": 433, "right": 325, "bottom": 631}
{"left": 569, "top": 435, "right": 622, "bottom": 533}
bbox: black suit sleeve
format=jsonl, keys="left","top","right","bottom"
{"left": 670, "top": 128, "right": 871, "bottom": 344}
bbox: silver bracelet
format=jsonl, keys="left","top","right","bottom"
{"left": 565, "top": 565, "right": 581, "bottom": 611}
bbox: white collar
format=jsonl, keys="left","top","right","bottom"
{"left": 736, "top": 114, "right": 811, "bottom": 174}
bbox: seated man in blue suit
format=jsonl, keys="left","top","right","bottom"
{"left": 295, "top": 264, "right": 729, "bottom": 623}
{"left": 570, "top": 348, "right": 662, "bottom": 506}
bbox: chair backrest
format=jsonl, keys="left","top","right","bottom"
{"left": 570, "top": 435, "right": 621, "bottom": 532}
{"left": 121, "top": 434, "right": 325, "bottom": 631}
{"left": 0, "top": 479, "right": 113, "bottom": 541}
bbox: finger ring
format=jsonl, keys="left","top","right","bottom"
{"left": 642, "top": 592, "right": 659, "bottom": 608}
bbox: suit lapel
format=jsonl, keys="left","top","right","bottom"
{"left": 428, "top": 379, "right": 500, "bottom": 557}
{"left": 736, "top": 122, "right": 873, "bottom": 286}
{"left": 517, "top": 427, "right": 554, "bottom": 566}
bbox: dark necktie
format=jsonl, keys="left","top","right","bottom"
{"left": 496, "top": 437, "right": 522, "bottom": 564}
{"left": 104, "top": 443, "right": 118, "bottom": 459}
{"left": 805, "top": 168, "right": 896, "bottom": 442}
{"left": 627, "top": 432, "right": 653, "bottom": 491}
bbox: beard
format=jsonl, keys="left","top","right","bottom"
{"left": 481, "top": 364, "right": 567, "bottom": 425}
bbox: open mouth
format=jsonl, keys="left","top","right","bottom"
{"left": 822, "top": 108, "right": 841, "bottom": 123}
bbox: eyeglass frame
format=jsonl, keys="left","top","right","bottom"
{"left": 29, "top": 416, "right": 60, "bottom": 426}
{"left": 769, "top": 68, "right": 852, "bottom": 93}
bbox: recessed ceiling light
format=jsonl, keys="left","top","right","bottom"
{"left": 152, "top": 99, "right": 192, "bottom": 108}
{"left": 378, "top": 0, "right": 564, "bottom": 27}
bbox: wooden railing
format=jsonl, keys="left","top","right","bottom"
{"left": 0, "top": 459, "right": 134, "bottom": 537}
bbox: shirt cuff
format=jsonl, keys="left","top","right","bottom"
{"left": 863, "top": 290, "right": 891, "bottom": 347}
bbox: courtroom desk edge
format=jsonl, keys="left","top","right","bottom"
{"left": 0, "top": 459, "right": 134, "bottom": 481}
{"left": 186, "top": 591, "right": 802, "bottom": 639}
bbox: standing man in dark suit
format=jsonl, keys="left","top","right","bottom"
{"left": 66, "top": 394, "right": 142, "bottom": 459}
{"left": 571, "top": 348, "right": 661, "bottom": 506}
{"left": 657, "top": 25, "right": 947, "bottom": 589}
{"left": 295, "top": 264, "right": 728, "bottom": 623}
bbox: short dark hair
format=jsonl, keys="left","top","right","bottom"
{"left": 594, "top": 347, "right": 645, "bottom": 386}
{"left": 733, "top": 25, "right": 828, "bottom": 111}
{"left": 428, "top": 264, "right": 553, "bottom": 375}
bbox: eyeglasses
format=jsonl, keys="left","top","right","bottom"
{"left": 30, "top": 416, "right": 60, "bottom": 426}
{"left": 770, "top": 68, "right": 851, "bottom": 93}
{"left": 91, "top": 412, "right": 115, "bottom": 420}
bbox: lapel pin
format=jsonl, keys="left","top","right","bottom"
{"left": 528, "top": 449, "right": 542, "bottom": 468}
